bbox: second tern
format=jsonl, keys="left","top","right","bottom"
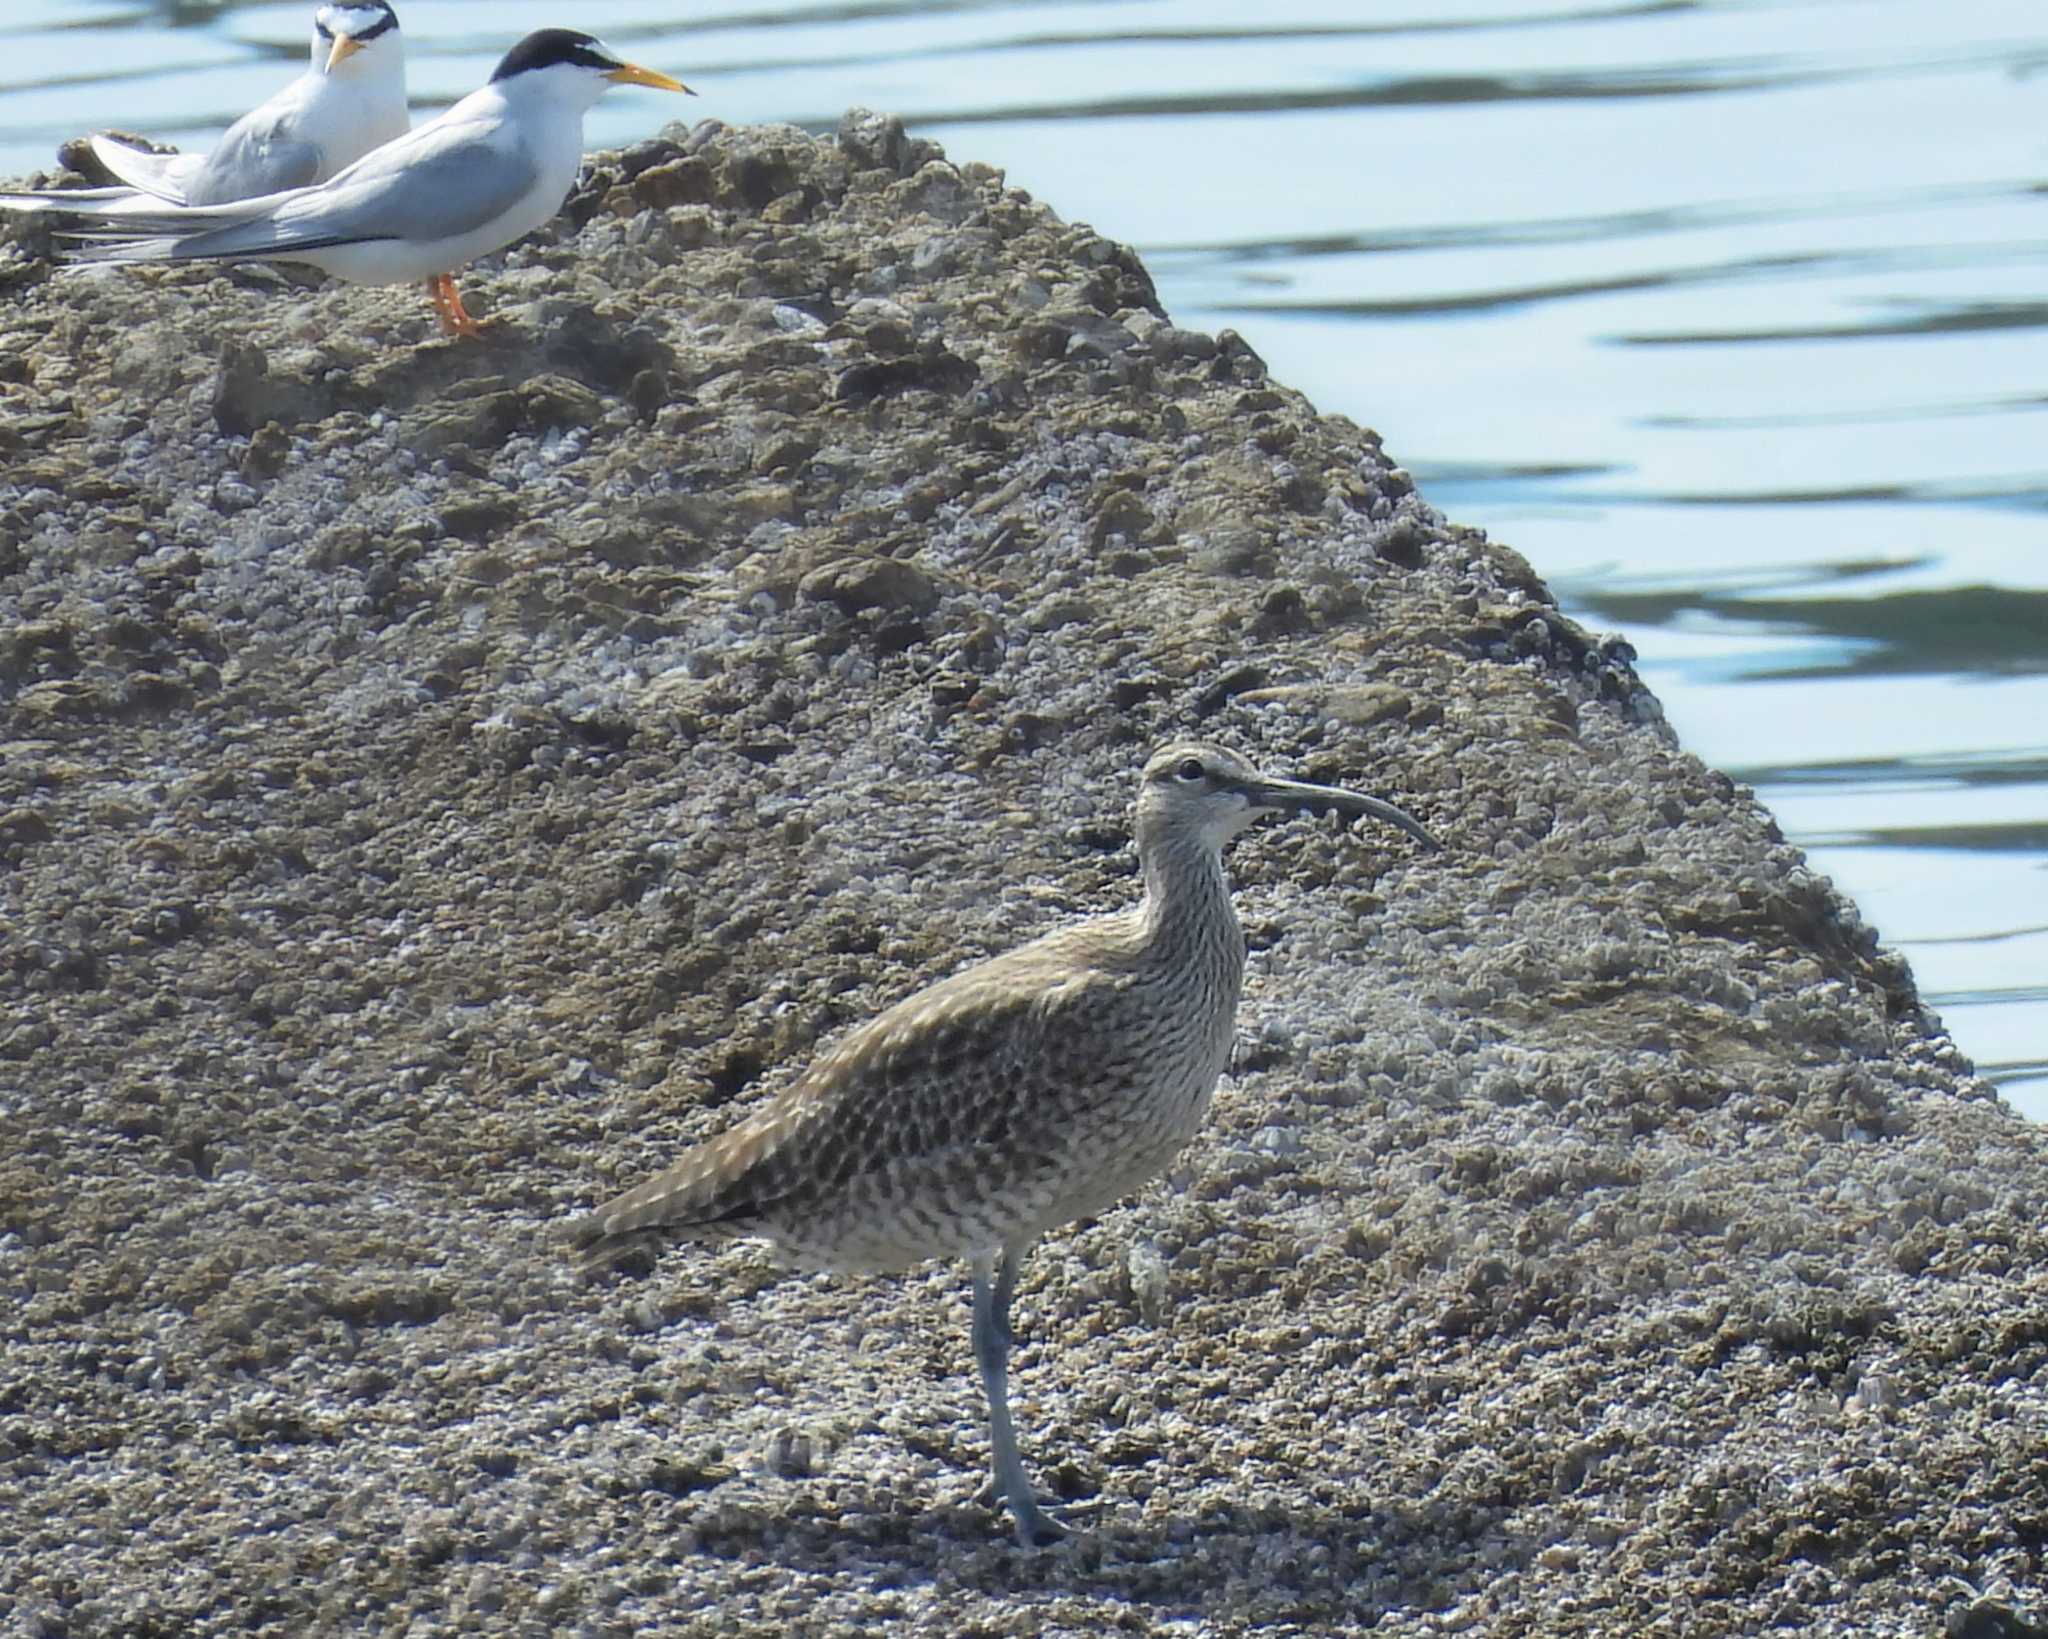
{"left": 9, "top": 2, "right": 409, "bottom": 211}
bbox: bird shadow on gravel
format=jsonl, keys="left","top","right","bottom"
{"left": 681, "top": 1491, "right": 1516, "bottom": 1622}
{"left": 206, "top": 297, "right": 675, "bottom": 439}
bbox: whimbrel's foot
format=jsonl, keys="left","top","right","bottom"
{"left": 1013, "top": 1504, "right": 1070, "bottom": 1549}
{"left": 976, "top": 1477, "right": 1071, "bottom": 1546}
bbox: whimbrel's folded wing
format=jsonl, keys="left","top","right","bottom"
{"left": 568, "top": 943, "right": 1145, "bottom": 1269}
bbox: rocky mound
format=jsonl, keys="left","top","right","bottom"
{"left": 1, "top": 113, "right": 2041, "bottom": 1636}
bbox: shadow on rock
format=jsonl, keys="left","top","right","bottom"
{"left": 681, "top": 1491, "right": 1520, "bottom": 1623}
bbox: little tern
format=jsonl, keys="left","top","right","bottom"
{"left": 19, "top": 3, "right": 408, "bottom": 209}
{"left": 35, "top": 29, "right": 690, "bottom": 337}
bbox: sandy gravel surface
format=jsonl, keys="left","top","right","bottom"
{"left": 1, "top": 112, "right": 2043, "bottom": 1637}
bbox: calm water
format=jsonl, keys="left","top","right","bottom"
{"left": 4, "top": 0, "right": 2044, "bottom": 1114}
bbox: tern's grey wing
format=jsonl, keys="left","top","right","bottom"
{"left": 76, "top": 126, "right": 541, "bottom": 266}
{"left": 180, "top": 114, "right": 325, "bottom": 206}
{"left": 0, "top": 183, "right": 151, "bottom": 216}
{"left": 240, "top": 124, "right": 539, "bottom": 250}
{"left": 81, "top": 137, "right": 202, "bottom": 204}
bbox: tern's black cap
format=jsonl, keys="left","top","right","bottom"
{"left": 490, "top": 28, "right": 621, "bottom": 82}
{"left": 314, "top": 1, "right": 399, "bottom": 43}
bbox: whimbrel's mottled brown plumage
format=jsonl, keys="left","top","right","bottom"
{"left": 569, "top": 740, "right": 1436, "bottom": 1544}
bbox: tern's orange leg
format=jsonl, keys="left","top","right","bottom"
{"left": 424, "top": 272, "right": 486, "bottom": 338}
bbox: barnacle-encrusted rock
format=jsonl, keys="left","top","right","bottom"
{"left": 1, "top": 112, "right": 2041, "bottom": 1637}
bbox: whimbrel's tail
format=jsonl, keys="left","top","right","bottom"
{"left": 566, "top": 1108, "right": 796, "bottom": 1274}
{"left": 563, "top": 1219, "right": 709, "bottom": 1278}
{"left": 563, "top": 1190, "right": 746, "bottom": 1277}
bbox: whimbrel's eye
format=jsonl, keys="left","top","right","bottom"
{"left": 1174, "top": 757, "right": 1207, "bottom": 783}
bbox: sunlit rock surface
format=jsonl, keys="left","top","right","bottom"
{"left": 1, "top": 114, "right": 2041, "bottom": 1636}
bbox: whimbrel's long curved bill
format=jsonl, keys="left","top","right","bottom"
{"left": 1242, "top": 775, "right": 1439, "bottom": 851}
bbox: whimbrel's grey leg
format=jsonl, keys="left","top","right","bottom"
{"left": 972, "top": 1245, "right": 1067, "bottom": 1546}
{"left": 988, "top": 1242, "right": 1022, "bottom": 1350}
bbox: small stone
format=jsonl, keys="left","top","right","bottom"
{"left": 633, "top": 155, "right": 715, "bottom": 208}
{"left": 0, "top": 807, "right": 53, "bottom": 844}
{"left": 763, "top": 1426, "right": 814, "bottom": 1477}
{"left": 239, "top": 421, "right": 291, "bottom": 481}
{"left": 1127, "top": 1240, "right": 1170, "bottom": 1326}
{"left": 798, "top": 555, "right": 939, "bottom": 615}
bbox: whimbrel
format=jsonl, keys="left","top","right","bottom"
{"left": 570, "top": 741, "right": 1436, "bottom": 1545}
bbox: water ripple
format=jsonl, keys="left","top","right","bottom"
{"left": 1152, "top": 181, "right": 2038, "bottom": 260}
{"left": 1620, "top": 298, "right": 2048, "bottom": 346}
{"left": 1737, "top": 750, "right": 2048, "bottom": 794}
{"left": 1566, "top": 583, "right": 2048, "bottom": 679}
